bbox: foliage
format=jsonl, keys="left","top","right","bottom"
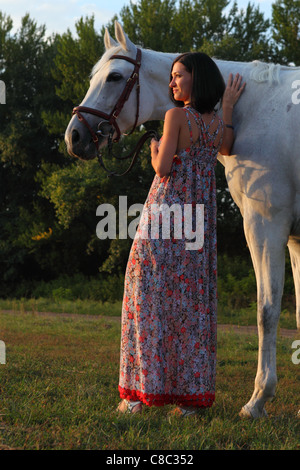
{"left": 271, "top": 0, "right": 300, "bottom": 65}
{"left": 0, "top": 13, "right": 64, "bottom": 290}
{"left": 208, "top": 1, "right": 272, "bottom": 61}
{"left": 114, "top": 0, "right": 272, "bottom": 59}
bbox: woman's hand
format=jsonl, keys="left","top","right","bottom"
{"left": 150, "top": 138, "right": 159, "bottom": 156}
{"left": 219, "top": 73, "right": 246, "bottom": 156}
{"left": 223, "top": 73, "right": 246, "bottom": 109}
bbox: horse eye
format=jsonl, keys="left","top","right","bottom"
{"left": 106, "top": 72, "right": 123, "bottom": 83}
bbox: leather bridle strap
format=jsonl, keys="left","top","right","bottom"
{"left": 97, "top": 129, "right": 159, "bottom": 177}
{"left": 72, "top": 48, "right": 142, "bottom": 145}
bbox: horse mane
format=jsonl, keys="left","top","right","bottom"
{"left": 250, "top": 60, "right": 281, "bottom": 85}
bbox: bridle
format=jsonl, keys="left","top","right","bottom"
{"left": 72, "top": 48, "right": 158, "bottom": 177}
{"left": 73, "top": 48, "right": 142, "bottom": 144}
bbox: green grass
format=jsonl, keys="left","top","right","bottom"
{"left": 0, "top": 296, "right": 297, "bottom": 329}
{"left": 0, "top": 311, "right": 299, "bottom": 450}
{"left": 0, "top": 297, "right": 122, "bottom": 318}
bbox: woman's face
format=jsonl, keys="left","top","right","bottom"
{"left": 169, "top": 61, "right": 192, "bottom": 105}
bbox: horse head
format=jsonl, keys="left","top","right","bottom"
{"left": 65, "top": 21, "right": 170, "bottom": 161}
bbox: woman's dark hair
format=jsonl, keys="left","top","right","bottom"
{"left": 169, "top": 52, "right": 225, "bottom": 114}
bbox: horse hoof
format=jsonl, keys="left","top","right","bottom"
{"left": 239, "top": 405, "right": 252, "bottom": 419}
{"left": 239, "top": 404, "right": 268, "bottom": 419}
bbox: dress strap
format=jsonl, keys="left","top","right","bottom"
{"left": 184, "top": 109, "right": 195, "bottom": 146}
{"left": 185, "top": 106, "right": 207, "bottom": 146}
{"left": 186, "top": 106, "right": 224, "bottom": 149}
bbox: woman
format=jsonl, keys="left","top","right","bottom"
{"left": 117, "top": 52, "right": 245, "bottom": 416}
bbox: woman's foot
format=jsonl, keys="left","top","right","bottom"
{"left": 117, "top": 399, "right": 143, "bottom": 414}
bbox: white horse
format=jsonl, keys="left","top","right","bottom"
{"left": 65, "top": 21, "right": 300, "bottom": 419}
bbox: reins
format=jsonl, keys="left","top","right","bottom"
{"left": 97, "top": 129, "right": 159, "bottom": 177}
{"left": 72, "top": 48, "right": 158, "bottom": 177}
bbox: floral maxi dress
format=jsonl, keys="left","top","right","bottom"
{"left": 119, "top": 106, "right": 223, "bottom": 408}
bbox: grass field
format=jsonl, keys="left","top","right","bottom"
{"left": 0, "top": 296, "right": 298, "bottom": 329}
{"left": 0, "top": 310, "right": 299, "bottom": 450}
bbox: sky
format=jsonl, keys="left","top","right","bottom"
{"left": 0, "top": 0, "right": 274, "bottom": 37}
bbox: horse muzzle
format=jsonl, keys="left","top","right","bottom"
{"left": 64, "top": 114, "right": 113, "bottom": 161}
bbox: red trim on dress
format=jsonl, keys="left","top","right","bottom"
{"left": 119, "top": 386, "right": 215, "bottom": 408}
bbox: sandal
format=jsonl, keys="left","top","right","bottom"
{"left": 169, "top": 406, "right": 198, "bottom": 417}
{"left": 117, "top": 399, "right": 143, "bottom": 414}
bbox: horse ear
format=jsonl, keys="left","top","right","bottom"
{"left": 104, "top": 28, "right": 117, "bottom": 50}
{"left": 114, "top": 21, "right": 136, "bottom": 53}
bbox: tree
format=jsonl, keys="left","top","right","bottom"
{"left": 113, "top": 0, "right": 231, "bottom": 53}
{"left": 192, "top": 0, "right": 230, "bottom": 48}
{"left": 116, "top": 0, "right": 178, "bottom": 52}
{"left": 0, "top": 12, "right": 13, "bottom": 72}
{"left": 0, "top": 14, "right": 105, "bottom": 294}
{"left": 272, "top": 0, "right": 300, "bottom": 65}
{"left": 0, "top": 14, "right": 60, "bottom": 292}
{"left": 203, "top": 1, "right": 271, "bottom": 61}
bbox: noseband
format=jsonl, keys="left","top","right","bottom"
{"left": 71, "top": 48, "right": 158, "bottom": 177}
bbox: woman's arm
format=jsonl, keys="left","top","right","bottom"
{"left": 150, "top": 108, "right": 182, "bottom": 178}
{"left": 219, "top": 73, "right": 246, "bottom": 156}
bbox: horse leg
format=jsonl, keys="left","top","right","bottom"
{"left": 287, "top": 237, "right": 300, "bottom": 330}
{"left": 239, "top": 216, "right": 288, "bottom": 419}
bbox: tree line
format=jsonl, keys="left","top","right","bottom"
{"left": 0, "top": 0, "right": 299, "bottom": 299}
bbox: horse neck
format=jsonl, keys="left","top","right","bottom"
{"left": 142, "top": 49, "right": 177, "bottom": 120}
{"left": 214, "top": 59, "right": 250, "bottom": 75}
